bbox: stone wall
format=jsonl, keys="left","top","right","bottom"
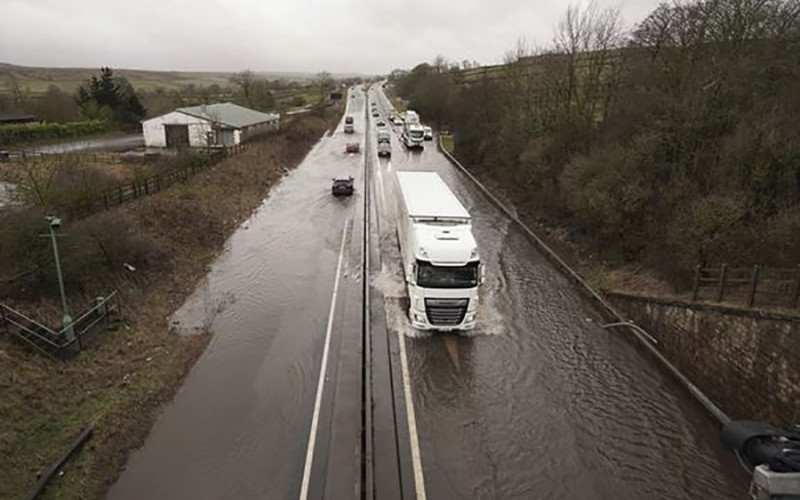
{"left": 607, "top": 292, "right": 800, "bottom": 426}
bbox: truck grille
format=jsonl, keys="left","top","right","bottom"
{"left": 425, "top": 298, "right": 469, "bottom": 326}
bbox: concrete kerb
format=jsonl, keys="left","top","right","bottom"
{"left": 436, "top": 136, "right": 731, "bottom": 426}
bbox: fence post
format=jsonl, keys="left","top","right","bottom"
{"left": 716, "top": 264, "right": 728, "bottom": 302}
{"left": 117, "top": 185, "right": 123, "bottom": 205}
{"left": 748, "top": 265, "right": 760, "bottom": 308}
{"left": 793, "top": 265, "right": 800, "bottom": 310}
{"left": 692, "top": 265, "right": 701, "bottom": 301}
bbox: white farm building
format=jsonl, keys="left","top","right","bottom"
{"left": 142, "top": 103, "right": 279, "bottom": 148}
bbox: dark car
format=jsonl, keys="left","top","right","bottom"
{"left": 376, "top": 120, "right": 386, "bottom": 127}
{"left": 345, "top": 116, "right": 354, "bottom": 124}
{"left": 372, "top": 112, "right": 379, "bottom": 118}
{"left": 345, "top": 142, "right": 360, "bottom": 153}
{"left": 332, "top": 176, "right": 354, "bottom": 196}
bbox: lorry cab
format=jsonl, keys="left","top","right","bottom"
{"left": 402, "top": 124, "right": 425, "bottom": 149}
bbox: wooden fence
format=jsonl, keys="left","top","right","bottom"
{"left": 69, "top": 144, "right": 249, "bottom": 217}
{"left": 12, "top": 151, "right": 121, "bottom": 164}
{"left": 692, "top": 264, "right": 800, "bottom": 310}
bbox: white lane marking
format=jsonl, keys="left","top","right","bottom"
{"left": 298, "top": 217, "right": 351, "bottom": 500}
{"left": 397, "top": 329, "right": 427, "bottom": 500}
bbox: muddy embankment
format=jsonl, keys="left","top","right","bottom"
{"left": 0, "top": 104, "right": 342, "bottom": 500}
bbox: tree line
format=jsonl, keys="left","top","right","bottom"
{"left": 393, "top": 0, "right": 800, "bottom": 287}
{"left": 0, "top": 68, "right": 341, "bottom": 135}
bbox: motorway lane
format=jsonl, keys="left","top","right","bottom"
{"left": 107, "top": 90, "right": 368, "bottom": 500}
{"left": 367, "top": 86, "right": 748, "bottom": 499}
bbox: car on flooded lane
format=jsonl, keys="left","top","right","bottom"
{"left": 345, "top": 142, "right": 360, "bottom": 153}
{"left": 377, "top": 141, "right": 391, "bottom": 158}
{"left": 331, "top": 176, "right": 354, "bottom": 196}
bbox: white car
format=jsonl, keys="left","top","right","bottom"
{"left": 392, "top": 117, "right": 403, "bottom": 126}
{"left": 423, "top": 126, "right": 433, "bottom": 141}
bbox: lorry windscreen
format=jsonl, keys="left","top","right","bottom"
{"left": 416, "top": 260, "right": 478, "bottom": 288}
{"left": 410, "top": 130, "right": 424, "bottom": 139}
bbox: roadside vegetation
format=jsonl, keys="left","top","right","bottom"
{"left": 0, "top": 120, "right": 109, "bottom": 146}
{"left": 393, "top": 0, "right": 800, "bottom": 294}
{"left": 0, "top": 102, "right": 343, "bottom": 500}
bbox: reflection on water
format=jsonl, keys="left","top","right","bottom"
{"left": 0, "top": 181, "right": 19, "bottom": 210}
{"left": 107, "top": 97, "right": 368, "bottom": 500}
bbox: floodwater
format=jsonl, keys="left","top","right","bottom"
{"left": 26, "top": 133, "right": 143, "bottom": 154}
{"left": 368, "top": 86, "right": 749, "bottom": 499}
{"left": 107, "top": 83, "right": 749, "bottom": 500}
{"left": 107, "top": 94, "right": 366, "bottom": 499}
{"left": 0, "top": 181, "right": 19, "bottom": 211}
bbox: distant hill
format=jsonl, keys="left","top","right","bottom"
{"left": 0, "top": 63, "right": 364, "bottom": 95}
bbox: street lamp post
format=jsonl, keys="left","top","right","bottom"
{"left": 46, "top": 216, "right": 74, "bottom": 342}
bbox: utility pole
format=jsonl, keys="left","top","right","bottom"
{"left": 45, "top": 216, "right": 74, "bottom": 341}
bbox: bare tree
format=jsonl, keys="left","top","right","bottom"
{"left": 314, "top": 71, "right": 335, "bottom": 101}
{"left": 230, "top": 69, "right": 275, "bottom": 111}
{"left": 549, "top": 2, "right": 624, "bottom": 133}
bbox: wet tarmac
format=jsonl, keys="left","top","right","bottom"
{"left": 107, "top": 91, "right": 368, "bottom": 500}
{"left": 367, "top": 86, "right": 749, "bottom": 500}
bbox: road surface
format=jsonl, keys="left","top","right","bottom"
{"left": 107, "top": 91, "right": 371, "bottom": 499}
{"left": 106, "top": 85, "right": 748, "bottom": 500}
{"left": 366, "top": 85, "right": 747, "bottom": 500}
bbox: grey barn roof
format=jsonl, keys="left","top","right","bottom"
{"left": 177, "top": 103, "right": 278, "bottom": 129}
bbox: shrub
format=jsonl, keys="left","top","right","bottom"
{"left": 0, "top": 120, "right": 110, "bottom": 147}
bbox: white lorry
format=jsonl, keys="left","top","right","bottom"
{"left": 402, "top": 123, "right": 425, "bottom": 149}
{"left": 395, "top": 171, "right": 483, "bottom": 331}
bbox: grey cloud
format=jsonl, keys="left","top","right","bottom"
{"left": 0, "top": 0, "right": 663, "bottom": 74}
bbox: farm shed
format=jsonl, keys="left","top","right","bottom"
{"left": 141, "top": 102, "right": 279, "bottom": 148}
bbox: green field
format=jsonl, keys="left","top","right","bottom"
{"left": 0, "top": 63, "right": 323, "bottom": 96}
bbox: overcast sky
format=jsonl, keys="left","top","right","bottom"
{"left": 1, "top": 0, "right": 662, "bottom": 74}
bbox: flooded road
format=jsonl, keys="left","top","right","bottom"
{"left": 25, "top": 133, "right": 143, "bottom": 154}
{"left": 106, "top": 84, "right": 748, "bottom": 500}
{"left": 367, "top": 86, "right": 748, "bottom": 499}
{"left": 0, "top": 181, "right": 18, "bottom": 210}
{"left": 107, "top": 94, "right": 367, "bottom": 499}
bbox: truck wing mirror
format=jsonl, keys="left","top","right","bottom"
{"left": 480, "top": 264, "right": 486, "bottom": 285}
